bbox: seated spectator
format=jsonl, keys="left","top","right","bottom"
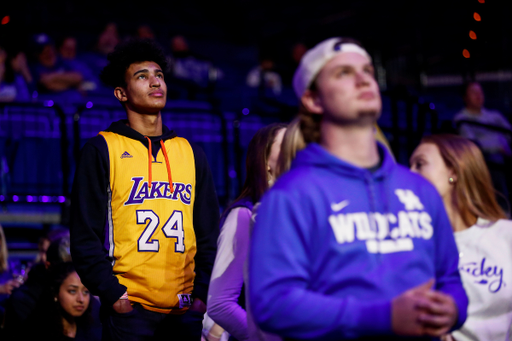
{"left": 410, "top": 134, "right": 512, "bottom": 340}
{"left": 137, "top": 24, "right": 155, "bottom": 40}
{"left": 3, "top": 228, "right": 102, "bottom": 339}
{"left": 167, "top": 35, "right": 221, "bottom": 99}
{"left": 280, "top": 42, "right": 307, "bottom": 87}
{"left": 0, "top": 223, "right": 21, "bottom": 329}
{"left": 57, "top": 35, "right": 98, "bottom": 93}
{"left": 454, "top": 81, "right": 512, "bottom": 164}
{"left": 30, "top": 33, "right": 83, "bottom": 97}
{"left": 35, "top": 262, "right": 101, "bottom": 340}
{"left": 80, "top": 22, "right": 120, "bottom": 96}
{"left": 0, "top": 45, "right": 33, "bottom": 102}
{"left": 246, "top": 54, "right": 282, "bottom": 97}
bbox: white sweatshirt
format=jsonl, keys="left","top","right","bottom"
{"left": 452, "top": 218, "right": 512, "bottom": 341}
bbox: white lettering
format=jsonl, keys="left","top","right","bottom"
{"left": 419, "top": 212, "right": 433, "bottom": 239}
{"left": 398, "top": 211, "right": 416, "bottom": 238}
{"left": 395, "top": 189, "right": 424, "bottom": 210}
{"left": 329, "top": 214, "right": 355, "bottom": 244}
{"left": 353, "top": 213, "right": 375, "bottom": 240}
{"left": 407, "top": 211, "right": 423, "bottom": 237}
{"left": 374, "top": 213, "right": 389, "bottom": 240}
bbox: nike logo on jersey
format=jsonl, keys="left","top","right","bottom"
{"left": 331, "top": 200, "right": 350, "bottom": 212}
{"left": 121, "top": 151, "right": 133, "bottom": 159}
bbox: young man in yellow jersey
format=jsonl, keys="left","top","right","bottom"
{"left": 70, "top": 39, "right": 220, "bottom": 340}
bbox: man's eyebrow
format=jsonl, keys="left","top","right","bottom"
{"left": 133, "top": 69, "right": 148, "bottom": 76}
{"left": 133, "top": 69, "right": 163, "bottom": 76}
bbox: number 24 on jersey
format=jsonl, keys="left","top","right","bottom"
{"left": 137, "top": 210, "right": 185, "bottom": 253}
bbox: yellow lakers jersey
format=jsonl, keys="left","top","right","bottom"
{"left": 100, "top": 131, "right": 196, "bottom": 313}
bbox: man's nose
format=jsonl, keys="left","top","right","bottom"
{"left": 150, "top": 75, "right": 161, "bottom": 87}
{"left": 355, "top": 71, "right": 370, "bottom": 86}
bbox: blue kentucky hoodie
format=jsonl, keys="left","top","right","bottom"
{"left": 249, "top": 142, "right": 468, "bottom": 340}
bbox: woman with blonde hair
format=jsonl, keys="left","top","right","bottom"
{"left": 410, "top": 134, "right": 512, "bottom": 341}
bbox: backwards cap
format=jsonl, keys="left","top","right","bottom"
{"left": 292, "top": 37, "right": 372, "bottom": 99}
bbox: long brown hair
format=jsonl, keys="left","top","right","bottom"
{"left": 236, "top": 123, "right": 287, "bottom": 204}
{"left": 421, "top": 134, "right": 506, "bottom": 226}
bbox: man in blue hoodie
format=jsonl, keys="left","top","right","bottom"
{"left": 249, "top": 38, "right": 468, "bottom": 340}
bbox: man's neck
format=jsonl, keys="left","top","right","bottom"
{"left": 465, "top": 105, "right": 483, "bottom": 115}
{"left": 126, "top": 111, "right": 163, "bottom": 137}
{"left": 320, "top": 121, "right": 379, "bottom": 168}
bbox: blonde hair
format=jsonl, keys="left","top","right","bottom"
{"left": 0, "top": 224, "right": 9, "bottom": 273}
{"left": 275, "top": 116, "right": 307, "bottom": 178}
{"left": 421, "top": 134, "right": 506, "bottom": 226}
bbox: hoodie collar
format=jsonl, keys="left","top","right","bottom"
{"left": 105, "top": 119, "right": 177, "bottom": 146}
{"left": 105, "top": 119, "right": 177, "bottom": 192}
{"left": 292, "top": 142, "right": 395, "bottom": 180}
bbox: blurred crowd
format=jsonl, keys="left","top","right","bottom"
{"left": 0, "top": 22, "right": 307, "bottom": 108}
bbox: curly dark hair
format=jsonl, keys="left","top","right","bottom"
{"left": 100, "top": 38, "right": 168, "bottom": 88}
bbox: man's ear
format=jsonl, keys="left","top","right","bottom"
{"left": 301, "top": 89, "right": 324, "bottom": 114}
{"left": 114, "top": 87, "right": 127, "bottom": 102}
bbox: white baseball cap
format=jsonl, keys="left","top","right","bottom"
{"left": 292, "top": 37, "right": 372, "bottom": 99}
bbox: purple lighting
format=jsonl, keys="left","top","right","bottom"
{"left": 26, "top": 195, "right": 34, "bottom": 203}
{"left": 58, "top": 196, "right": 66, "bottom": 203}
{"left": 86, "top": 101, "right": 93, "bottom": 109}
{"left": 242, "top": 108, "right": 250, "bottom": 115}
{"left": 44, "top": 100, "right": 54, "bottom": 107}
{"left": 0, "top": 195, "right": 4, "bottom": 202}
{"left": 429, "top": 103, "right": 435, "bottom": 110}
{"left": 229, "top": 170, "right": 237, "bottom": 179}
{"left": 40, "top": 196, "right": 50, "bottom": 203}
{"left": 12, "top": 195, "right": 19, "bottom": 202}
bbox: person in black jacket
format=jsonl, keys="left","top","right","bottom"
{"left": 69, "top": 39, "right": 220, "bottom": 341}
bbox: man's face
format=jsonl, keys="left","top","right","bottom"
{"left": 60, "top": 38, "right": 77, "bottom": 60}
{"left": 464, "top": 82, "right": 484, "bottom": 110}
{"left": 120, "top": 61, "right": 167, "bottom": 114}
{"left": 307, "top": 52, "right": 381, "bottom": 125}
{"left": 39, "top": 45, "right": 57, "bottom": 67}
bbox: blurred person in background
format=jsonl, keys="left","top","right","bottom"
{"left": 137, "top": 24, "right": 156, "bottom": 40}
{"left": 57, "top": 35, "right": 98, "bottom": 94}
{"left": 246, "top": 53, "right": 282, "bottom": 97}
{"left": 454, "top": 81, "right": 512, "bottom": 213}
{"left": 454, "top": 82, "right": 512, "bottom": 163}
{"left": 0, "top": 44, "right": 33, "bottom": 102}
{"left": 0, "top": 223, "right": 21, "bottom": 332}
{"left": 30, "top": 33, "right": 83, "bottom": 99}
{"left": 410, "top": 134, "right": 512, "bottom": 341}
{"left": 207, "top": 123, "right": 286, "bottom": 341}
{"left": 167, "top": 35, "right": 221, "bottom": 99}
{"left": 81, "top": 22, "right": 120, "bottom": 94}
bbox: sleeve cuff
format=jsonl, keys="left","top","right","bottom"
{"left": 100, "top": 283, "right": 128, "bottom": 306}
